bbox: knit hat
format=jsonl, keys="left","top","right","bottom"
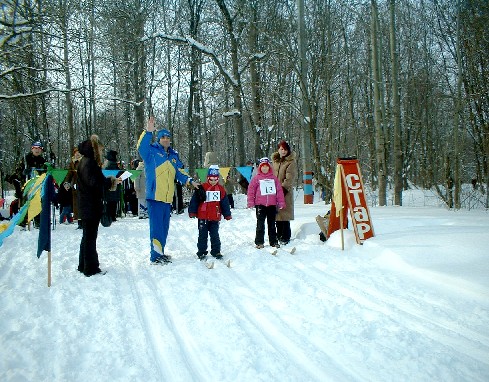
{"left": 157, "top": 129, "right": 171, "bottom": 140}
{"left": 31, "top": 141, "right": 43, "bottom": 149}
{"left": 258, "top": 157, "right": 271, "bottom": 172}
{"left": 207, "top": 165, "right": 220, "bottom": 179}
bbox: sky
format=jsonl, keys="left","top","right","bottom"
{"left": 0, "top": 189, "right": 488, "bottom": 382}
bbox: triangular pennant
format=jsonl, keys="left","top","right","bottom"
{"left": 102, "top": 170, "right": 120, "bottom": 178}
{"left": 220, "top": 167, "right": 231, "bottom": 182}
{"left": 236, "top": 166, "right": 253, "bottom": 183}
{"left": 128, "top": 170, "right": 142, "bottom": 181}
{"left": 195, "top": 168, "right": 208, "bottom": 182}
{"left": 51, "top": 169, "right": 69, "bottom": 186}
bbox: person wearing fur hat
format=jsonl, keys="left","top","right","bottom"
{"left": 271, "top": 140, "right": 297, "bottom": 245}
{"left": 188, "top": 165, "right": 232, "bottom": 261}
{"left": 247, "top": 158, "right": 286, "bottom": 249}
{"left": 77, "top": 135, "right": 121, "bottom": 276}
{"left": 137, "top": 116, "right": 200, "bottom": 264}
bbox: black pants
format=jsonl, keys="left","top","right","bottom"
{"left": 197, "top": 219, "right": 221, "bottom": 256}
{"left": 276, "top": 221, "right": 291, "bottom": 243}
{"left": 107, "top": 201, "right": 118, "bottom": 221}
{"left": 255, "top": 205, "right": 278, "bottom": 246}
{"left": 227, "top": 194, "right": 234, "bottom": 209}
{"left": 79, "top": 218, "right": 101, "bottom": 276}
{"left": 172, "top": 182, "right": 184, "bottom": 212}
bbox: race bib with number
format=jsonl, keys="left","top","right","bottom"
{"left": 206, "top": 190, "right": 221, "bottom": 202}
{"left": 259, "top": 179, "right": 276, "bottom": 195}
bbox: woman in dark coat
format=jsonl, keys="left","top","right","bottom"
{"left": 77, "top": 135, "right": 119, "bottom": 277}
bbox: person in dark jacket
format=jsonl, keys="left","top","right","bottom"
{"left": 188, "top": 165, "right": 232, "bottom": 261}
{"left": 103, "top": 149, "right": 121, "bottom": 222}
{"left": 77, "top": 135, "right": 121, "bottom": 277}
{"left": 7, "top": 141, "right": 47, "bottom": 200}
{"left": 6, "top": 140, "right": 49, "bottom": 227}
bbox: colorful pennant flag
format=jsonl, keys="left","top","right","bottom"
{"left": 236, "top": 166, "right": 253, "bottom": 183}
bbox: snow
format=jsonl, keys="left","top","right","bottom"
{"left": 1, "top": 190, "right": 488, "bottom": 382}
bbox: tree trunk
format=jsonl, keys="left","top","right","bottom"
{"left": 389, "top": 0, "right": 402, "bottom": 206}
{"left": 215, "top": 0, "right": 246, "bottom": 166}
{"left": 371, "top": 0, "right": 387, "bottom": 206}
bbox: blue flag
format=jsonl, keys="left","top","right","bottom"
{"left": 236, "top": 166, "right": 253, "bottom": 183}
{"left": 37, "top": 174, "right": 56, "bottom": 258}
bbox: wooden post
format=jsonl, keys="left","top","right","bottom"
{"left": 339, "top": 206, "right": 344, "bottom": 250}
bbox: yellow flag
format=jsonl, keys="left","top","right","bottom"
{"left": 27, "top": 174, "right": 46, "bottom": 222}
{"left": 333, "top": 165, "right": 343, "bottom": 217}
{"left": 219, "top": 167, "right": 231, "bottom": 182}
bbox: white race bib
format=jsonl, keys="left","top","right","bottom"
{"left": 259, "top": 179, "right": 276, "bottom": 195}
{"left": 206, "top": 190, "right": 221, "bottom": 202}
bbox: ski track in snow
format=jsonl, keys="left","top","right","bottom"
{"left": 1, "top": 200, "right": 489, "bottom": 382}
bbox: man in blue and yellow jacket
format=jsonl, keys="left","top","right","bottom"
{"left": 137, "top": 116, "right": 199, "bottom": 264}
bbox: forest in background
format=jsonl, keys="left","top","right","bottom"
{"left": 1, "top": 0, "right": 488, "bottom": 208}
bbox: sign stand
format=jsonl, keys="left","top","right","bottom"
{"left": 327, "top": 158, "right": 374, "bottom": 245}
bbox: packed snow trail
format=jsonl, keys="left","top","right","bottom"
{"left": 1, "top": 195, "right": 489, "bottom": 382}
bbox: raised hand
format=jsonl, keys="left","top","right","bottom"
{"left": 146, "top": 116, "right": 156, "bottom": 132}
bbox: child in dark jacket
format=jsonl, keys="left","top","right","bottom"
{"left": 188, "top": 165, "right": 232, "bottom": 260}
{"left": 247, "top": 157, "right": 286, "bottom": 249}
{"left": 58, "top": 181, "right": 73, "bottom": 224}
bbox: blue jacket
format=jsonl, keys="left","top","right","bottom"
{"left": 137, "top": 131, "right": 190, "bottom": 203}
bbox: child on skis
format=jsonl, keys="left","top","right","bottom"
{"left": 247, "top": 157, "right": 286, "bottom": 249}
{"left": 188, "top": 165, "right": 232, "bottom": 261}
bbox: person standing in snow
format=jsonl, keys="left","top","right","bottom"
{"left": 188, "top": 165, "right": 232, "bottom": 261}
{"left": 64, "top": 147, "right": 82, "bottom": 228}
{"left": 58, "top": 181, "right": 73, "bottom": 224}
{"left": 77, "top": 135, "right": 121, "bottom": 277}
{"left": 134, "top": 160, "right": 148, "bottom": 219}
{"left": 271, "top": 140, "right": 297, "bottom": 245}
{"left": 247, "top": 157, "right": 286, "bottom": 249}
{"left": 137, "top": 116, "right": 200, "bottom": 264}
{"left": 6, "top": 140, "right": 51, "bottom": 225}
{"left": 103, "top": 150, "right": 121, "bottom": 222}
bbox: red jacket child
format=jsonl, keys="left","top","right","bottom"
{"left": 188, "top": 168, "right": 232, "bottom": 221}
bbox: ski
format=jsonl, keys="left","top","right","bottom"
{"left": 271, "top": 246, "right": 296, "bottom": 256}
{"left": 200, "top": 256, "right": 232, "bottom": 269}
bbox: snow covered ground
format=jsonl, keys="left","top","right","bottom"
{"left": 1, "top": 190, "right": 488, "bottom": 382}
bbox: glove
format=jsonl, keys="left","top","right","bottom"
{"left": 224, "top": 215, "right": 232, "bottom": 220}
{"left": 196, "top": 187, "right": 206, "bottom": 203}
